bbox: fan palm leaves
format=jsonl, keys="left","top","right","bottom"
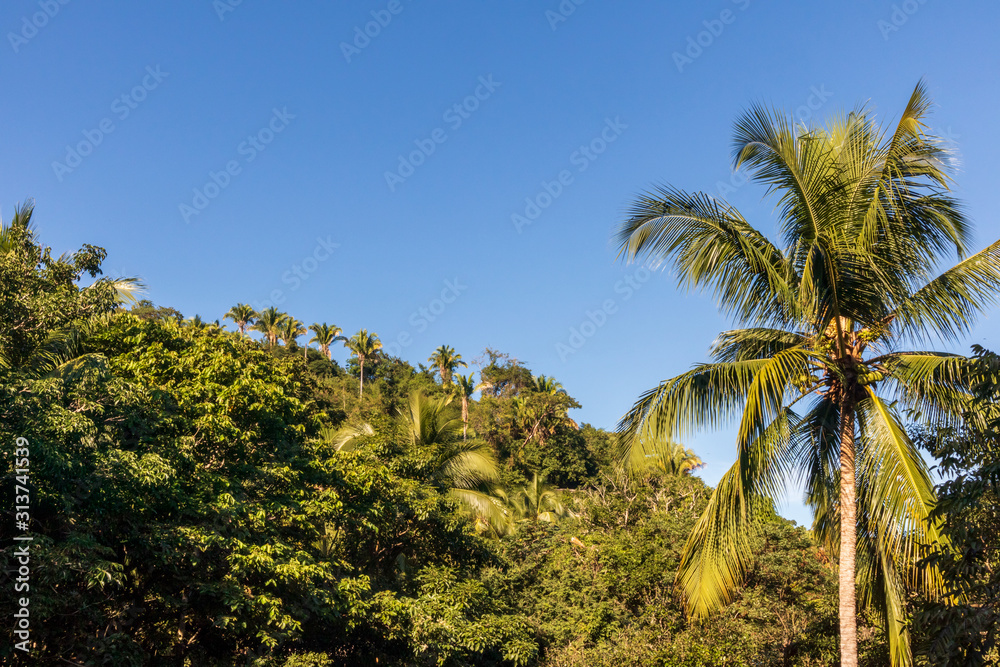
{"left": 224, "top": 304, "right": 256, "bottom": 337}
{"left": 428, "top": 344, "right": 467, "bottom": 388}
{"left": 309, "top": 323, "right": 345, "bottom": 360}
{"left": 250, "top": 307, "right": 287, "bottom": 348}
{"left": 345, "top": 329, "right": 382, "bottom": 397}
{"left": 613, "top": 81, "right": 1000, "bottom": 666}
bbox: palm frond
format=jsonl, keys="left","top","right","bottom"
{"left": 891, "top": 239, "right": 1000, "bottom": 344}
{"left": 876, "top": 352, "right": 972, "bottom": 427}
{"left": 856, "top": 390, "right": 943, "bottom": 597}
{"left": 616, "top": 359, "right": 771, "bottom": 467}
{"left": 614, "top": 185, "right": 797, "bottom": 325}
{"left": 676, "top": 410, "right": 793, "bottom": 617}
{"left": 709, "top": 327, "right": 806, "bottom": 362}
{"left": 320, "top": 422, "right": 375, "bottom": 452}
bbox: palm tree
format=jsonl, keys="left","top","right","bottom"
{"left": 613, "top": 82, "right": 1000, "bottom": 666}
{"left": 532, "top": 374, "right": 565, "bottom": 395}
{"left": 515, "top": 374, "right": 580, "bottom": 449}
{"left": 397, "top": 391, "right": 505, "bottom": 527}
{"left": 183, "top": 314, "right": 206, "bottom": 329}
{"left": 626, "top": 435, "right": 704, "bottom": 476}
{"left": 507, "top": 473, "right": 566, "bottom": 524}
{"left": 277, "top": 316, "right": 306, "bottom": 350}
{"left": 0, "top": 200, "right": 38, "bottom": 254}
{"left": 345, "top": 329, "right": 382, "bottom": 397}
{"left": 251, "top": 307, "right": 286, "bottom": 348}
{"left": 309, "top": 323, "right": 345, "bottom": 360}
{"left": 224, "top": 304, "right": 256, "bottom": 337}
{"left": 453, "top": 372, "right": 485, "bottom": 440}
{"left": 428, "top": 344, "right": 467, "bottom": 388}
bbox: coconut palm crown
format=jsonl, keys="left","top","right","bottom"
{"left": 309, "top": 323, "right": 345, "bottom": 360}
{"left": 251, "top": 307, "right": 287, "bottom": 348}
{"left": 277, "top": 316, "right": 306, "bottom": 349}
{"left": 224, "top": 304, "right": 256, "bottom": 337}
{"left": 428, "top": 344, "right": 467, "bottom": 387}
{"left": 613, "top": 81, "right": 1000, "bottom": 667}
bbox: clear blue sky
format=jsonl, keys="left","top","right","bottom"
{"left": 4, "top": 0, "right": 999, "bottom": 523}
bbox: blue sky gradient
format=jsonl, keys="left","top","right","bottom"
{"left": 4, "top": 0, "right": 999, "bottom": 523}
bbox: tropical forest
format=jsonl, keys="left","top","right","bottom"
{"left": 3, "top": 3, "right": 1000, "bottom": 667}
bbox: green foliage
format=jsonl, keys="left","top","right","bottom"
{"left": 0, "top": 214, "right": 861, "bottom": 665}
{"left": 502, "top": 472, "right": 843, "bottom": 666}
{"left": 910, "top": 346, "right": 1000, "bottom": 666}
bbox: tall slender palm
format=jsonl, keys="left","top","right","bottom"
{"left": 428, "top": 345, "right": 467, "bottom": 388}
{"left": 614, "top": 82, "right": 1000, "bottom": 666}
{"left": 224, "top": 304, "right": 256, "bottom": 337}
{"left": 345, "top": 329, "right": 382, "bottom": 397}
{"left": 251, "top": 307, "right": 287, "bottom": 348}
{"left": 308, "top": 323, "right": 345, "bottom": 360}
{"left": 277, "top": 316, "right": 306, "bottom": 350}
{"left": 453, "top": 372, "right": 485, "bottom": 440}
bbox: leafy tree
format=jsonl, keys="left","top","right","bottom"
{"left": 344, "top": 328, "right": 382, "bottom": 397}
{"left": 225, "top": 303, "right": 257, "bottom": 336}
{"left": 429, "top": 344, "right": 467, "bottom": 388}
{"left": 0, "top": 201, "right": 113, "bottom": 371}
{"left": 476, "top": 348, "right": 534, "bottom": 398}
{"left": 515, "top": 375, "right": 580, "bottom": 449}
{"left": 130, "top": 299, "right": 183, "bottom": 323}
{"left": 911, "top": 345, "right": 1000, "bottom": 665}
{"left": 252, "top": 306, "right": 288, "bottom": 348}
{"left": 613, "top": 82, "right": 1000, "bottom": 665}
{"left": 308, "top": 323, "right": 345, "bottom": 360}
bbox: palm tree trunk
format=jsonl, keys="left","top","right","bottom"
{"left": 839, "top": 400, "right": 858, "bottom": 667}
{"left": 359, "top": 358, "right": 364, "bottom": 397}
{"left": 462, "top": 396, "right": 468, "bottom": 440}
